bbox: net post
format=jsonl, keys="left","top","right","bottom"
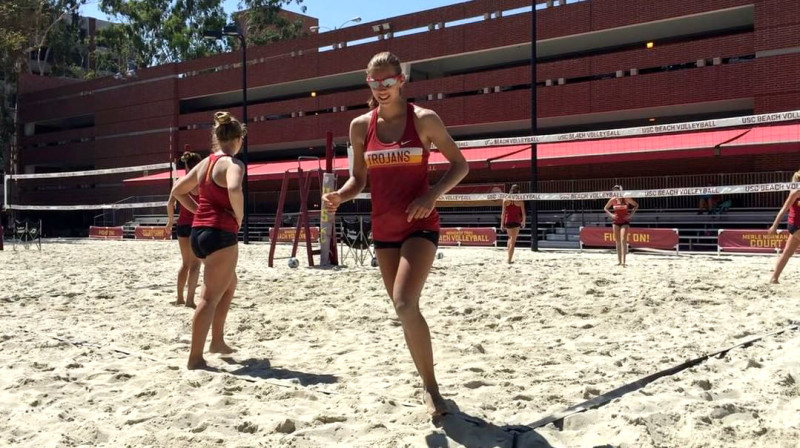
{"left": 320, "top": 130, "right": 338, "bottom": 266}
{"left": 2, "top": 175, "right": 8, "bottom": 211}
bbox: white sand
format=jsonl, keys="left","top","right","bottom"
{"left": 1, "top": 241, "right": 799, "bottom": 447}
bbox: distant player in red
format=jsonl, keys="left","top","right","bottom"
{"left": 165, "top": 151, "right": 202, "bottom": 307}
{"left": 767, "top": 170, "right": 800, "bottom": 284}
{"left": 322, "top": 52, "right": 469, "bottom": 416}
{"left": 603, "top": 185, "right": 638, "bottom": 266}
{"left": 500, "top": 184, "right": 525, "bottom": 264}
{"left": 171, "top": 111, "right": 245, "bottom": 370}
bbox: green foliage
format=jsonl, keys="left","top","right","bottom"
{"left": 95, "top": 0, "right": 307, "bottom": 70}
{"left": 237, "top": 0, "right": 307, "bottom": 47}
{"left": 97, "top": 0, "right": 228, "bottom": 68}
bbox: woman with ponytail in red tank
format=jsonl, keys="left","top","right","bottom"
{"left": 603, "top": 185, "right": 638, "bottom": 266}
{"left": 165, "top": 151, "right": 202, "bottom": 308}
{"left": 322, "top": 52, "right": 469, "bottom": 416}
{"left": 767, "top": 169, "right": 800, "bottom": 284}
{"left": 171, "top": 111, "right": 245, "bottom": 370}
{"left": 500, "top": 184, "right": 525, "bottom": 264}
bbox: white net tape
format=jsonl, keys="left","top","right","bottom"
{"left": 4, "top": 162, "right": 172, "bottom": 211}
{"left": 355, "top": 182, "right": 800, "bottom": 202}
{"left": 9, "top": 202, "right": 167, "bottom": 211}
{"left": 7, "top": 163, "right": 171, "bottom": 180}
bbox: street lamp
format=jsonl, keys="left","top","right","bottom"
{"left": 309, "top": 16, "right": 362, "bottom": 33}
{"left": 203, "top": 25, "right": 251, "bottom": 245}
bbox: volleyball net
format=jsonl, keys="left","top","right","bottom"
{"left": 2, "top": 109, "right": 798, "bottom": 245}
{"left": 2, "top": 163, "right": 174, "bottom": 237}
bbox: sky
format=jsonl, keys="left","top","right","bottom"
{"left": 80, "top": 0, "right": 467, "bottom": 29}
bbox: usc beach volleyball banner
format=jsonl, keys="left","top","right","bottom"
{"left": 717, "top": 229, "right": 799, "bottom": 254}
{"left": 580, "top": 227, "right": 679, "bottom": 250}
{"left": 134, "top": 226, "right": 171, "bottom": 240}
{"left": 89, "top": 226, "right": 124, "bottom": 240}
{"left": 269, "top": 227, "right": 320, "bottom": 243}
{"left": 439, "top": 227, "right": 497, "bottom": 246}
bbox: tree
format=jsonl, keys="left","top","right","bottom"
{"left": 97, "top": 0, "right": 228, "bottom": 70}
{"left": 96, "top": 0, "right": 306, "bottom": 71}
{"left": 0, "top": 0, "right": 87, "bottom": 174}
{"left": 236, "top": 0, "right": 307, "bottom": 47}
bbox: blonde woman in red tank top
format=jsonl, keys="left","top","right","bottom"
{"left": 171, "top": 112, "right": 245, "bottom": 370}
{"left": 165, "top": 151, "right": 202, "bottom": 307}
{"left": 500, "top": 184, "right": 526, "bottom": 263}
{"left": 322, "top": 52, "right": 469, "bottom": 417}
{"left": 603, "top": 185, "right": 638, "bottom": 266}
{"left": 767, "top": 169, "right": 800, "bottom": 283}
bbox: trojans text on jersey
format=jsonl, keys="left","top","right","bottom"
{"left": 365, "top": 147, "right": 423, "bottom": 169}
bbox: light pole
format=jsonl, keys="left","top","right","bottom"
{"left": 530, "top": 3, "right": 538, "bottom": 252}
{"left": 203, "top": 25, "right": 250, "bottom": 244}
{"left": 309, "top": 16, "right": 362, "bottom": 33}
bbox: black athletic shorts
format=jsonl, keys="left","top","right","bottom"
{"left": 176, "top": 224, "right": 192, "bottom": 238}
{"left": 789, "top": 224, "right": 799, "bottom": 235}
{"left": 505, "top": 222, "right": 521, "bottom": 229}
{"left": 374, "top": 230, "right": 439, "bottom": 249}
{"left": 190, "top": 227, "right": 238, "bottom": 259}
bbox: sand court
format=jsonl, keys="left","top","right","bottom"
{"left": 1, "top": 240, "right": 799, "bottom": 447}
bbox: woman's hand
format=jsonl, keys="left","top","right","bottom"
{"left": 406, "top": 192, "right": 437, "bottom": 222}
{"left": 322, "top": 192, "right": 343, "bottom": 213}
{"left": 767, "top": 224, "right": 779, "bottom": 235}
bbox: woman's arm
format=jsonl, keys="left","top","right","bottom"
{"left": 500, "top": 200, "right": 507, "bottom": 230}
{"left": 603, "top": 198, "right": 615, "bottom": 218}
{"left": 225, "top": 160, "right": 245, "bottom": 228}
{"left": 165, "top": 195, "right": 177, "bottom": 230}
{"left": 628, "top": 198, "right": 639, "bottom": 216}
{"left": 770, "top": 190, "right": 799, "bottom": 232}
{"left": 171, "top": 162, "right": 203, "bottom": 214}
{"left": 322, "top": 117, "right": 369, "bottom": 213}
{"left": 406, "top": 108, "right": 469, "bottom": 221}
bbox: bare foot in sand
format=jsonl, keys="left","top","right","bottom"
{"left": 424, "top": 388, "right": 448, "bottom": 416}
{"left": 185, "top": 301, "right": 196, "bottom": 309}
{"left": 174, "top": 300, "right": 185, "bottom": 306}
{"left": 187, "top": 357, "right": 207, "bottom": 370}
{"left": 209, "top": 341, "right": 235, "bottom": 355}
{"left": 770, "top": 278, "right": 779, "bottom": 284}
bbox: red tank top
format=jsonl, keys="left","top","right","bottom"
{"left": 364, "top": 103, "right": 439, "bottom": 242}
{"left": 612, "top": 198, "right": 630, "bottom": 224}
{"left": 192, "top": 154, "right": 239, "bottom": 234}
{"left": 504, "top": 202, "right": 523, "bottom": 224}
{"left": 177, "top": 193, "right": 198, "bottom": 226}
{"left": 788, "top": 196, "right": 800, "bottom": 226}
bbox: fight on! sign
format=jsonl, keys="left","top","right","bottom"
{"left": 579, "top": 227, "right": 679, "bottom": 251}
{"left": 89, "top": 226, "right": 124, "bottom": 240}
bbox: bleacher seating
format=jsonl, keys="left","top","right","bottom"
{"left": 124, "top": 206, "right": 780, "bottom": 251}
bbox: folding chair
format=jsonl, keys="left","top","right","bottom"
{"left": 339, "top": 216, "right": 375, "bottom": 266}
{"left": 13, "top": 219, "right": 42, "bottom": 250}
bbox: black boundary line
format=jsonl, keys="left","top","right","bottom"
{"left": 517, "top": 322, "right": 800, "bottom": 434}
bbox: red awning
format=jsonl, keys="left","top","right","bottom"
{"left": 124, "top": 145, "right": 529, "bottom": 184}
{"left": 430, "top": 144, "right": 529, "bottom": 169}
{"left": 490, "top": 124, "right": 800, "bottom": 169}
